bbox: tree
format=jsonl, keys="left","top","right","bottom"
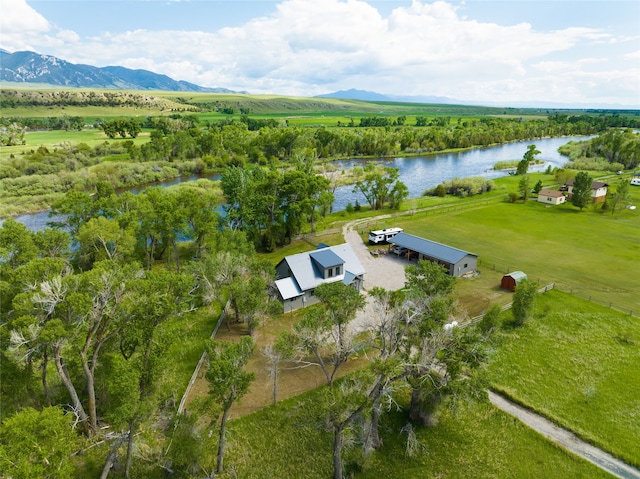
{"left": 571, "top": 171, "right": 593, "bottom": 211}
{"left": 322, "top": 372, "right": 372, "bottom": 479}
{"left": 512, "top": 279, "right": 538, "bottom": 326}
{"left": 608, "top": 179, "right": 630, "bottom": 215}
{"left": 516, "top": 144, "right": 540, "bottom": 175}
{"left": 206, "top": 337, "right": 255, "bottom": 474}
{"left": 77, "top": 216, "right": 136, "bottom": 267}
{"left": 290, "top": 282, "right": 366, "bottom": 387}
{"left": 518, "top": 175, "right": 531, "bottom": 201}
{"left": 353, "top": 165, "right": 406, "bottom": 210}
{"left": 0, "top": 218, "right": 38, "bottom": 269}
{"left": 0, "top": 406, "right": 81, "bottom": 479}
{"left": 533, "top": 179, "right": 543, "bottom": 194}
{"left": 263, "top": 335, "right": 294, "bottom": 405}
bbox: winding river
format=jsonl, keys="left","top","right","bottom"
{"left": 7, "top": 135, "right": 591, "bottom": 231}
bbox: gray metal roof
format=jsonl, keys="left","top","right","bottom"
{"left": 390, "top": 232, "right": 476, "bottom": 264}
{"left": 281, "top": 243, "right": 365, "bottom": 292}
{"left": 310, "top": 249, "right": 344, "bottom": 269}
{"left": 275, "top": 277, "right": 303, "bottom": 300}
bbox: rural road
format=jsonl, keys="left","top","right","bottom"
{"left": 488, "top": 392, "right": 640, "bottom": 479}
{"left": 341, "top": 216, "right": 640, "bottom": 479}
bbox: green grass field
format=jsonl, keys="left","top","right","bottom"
{"left": 487, "top": 289, "right": 640, "bottom": 467}
{"left": 210, "top": 381, "right": 610, "bottom": 479}
{"left": 393, "top": 191, "right": 640, "bottom": 313}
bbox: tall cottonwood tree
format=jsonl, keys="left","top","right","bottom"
{"left": 206, "top": 337, "right": 255, "bottom": 474}
{"left": 288, "top": 282, "right": 366, "bottom": 387}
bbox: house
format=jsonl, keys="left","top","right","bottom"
{"left": 631, "top": 174, "right": 640, "bottom": 186}
{"left": 565, "top": 179, "right": 609, "bottom": 204}
{"left": 537, "top": 189, "right": 566, "bottom": 205}
{"left": 368, "top": 227, "right": 403, "bottom": 245}
{"left": 389, "top": 232, "right": 477, "bottom": 277}
{"left": 501, "top": 271, "right": 527, "bottom": 291}
{"left": 274, "top": 243, "right": 365, "bottom": 312}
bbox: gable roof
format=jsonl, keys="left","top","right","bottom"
{"left": 566, "top": 179, "right": 608, "bottom": 189}
{"left": 390, "top": 232, "right": 476, "bottom": 264}
{"left": 278, "top": 243, "right": 365, "bottom": 293}
{"left": 538, "top": 189, "right": 565, "bottom": 198}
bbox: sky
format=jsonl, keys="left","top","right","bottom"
{"left": 1, "top": 0, "right": 639, "bottom": 108}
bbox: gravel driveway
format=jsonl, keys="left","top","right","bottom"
{"left": 342, "top": 223, "right": 407, "bottom": 292}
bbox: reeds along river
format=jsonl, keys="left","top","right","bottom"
{"left": 8, "top": 135, "right": 593, "bottom": 232}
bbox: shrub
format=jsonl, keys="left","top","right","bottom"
{"left": 478, "top": 304, "right": 502, "bottom": 334}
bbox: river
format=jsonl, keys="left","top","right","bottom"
{"left": 330, "top": 135, "right": 591, "bottom": 211}
{"left": 6, "top": 135, "right": 590, "bottom": 231}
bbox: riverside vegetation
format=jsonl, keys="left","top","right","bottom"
{"left": 1, "top": 89, "right": 639, "bottom": 478}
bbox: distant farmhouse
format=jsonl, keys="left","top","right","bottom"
{"left": 389, "top": 232, "right": 477, "bottom": 277}
{"left": 274, "top": 244, "right": 365, "bottom": 312}
{"left": 537, "top": 189, "right": 566, "bottom": 205}
{"left": 564, "top": 179, "right": 608, "bottom": 204}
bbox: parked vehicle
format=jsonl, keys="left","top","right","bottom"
{"left": 368, "top": 227, "right": 403, "bottom": 245}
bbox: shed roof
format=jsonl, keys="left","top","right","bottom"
{"left": 390, "top": 232, "right": 476, "bottom": 264}
{"left": 275, "top": 277, "right": 303, "bottom": 300}
{"left": 309, "top": 249, "right": 344, "bottom": 269}
{"left": 503, "top": 271, "right": 527, "bottom": 281}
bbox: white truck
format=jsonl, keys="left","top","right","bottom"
{"left": 368, "top": 227, "right": 403, "bottom": 245}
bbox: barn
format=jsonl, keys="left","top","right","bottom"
{"left": 501, "top": 271, "right": 527, "bottom": 291}
{"left": 389, "top": 232, "right": 477, "bottom": 277}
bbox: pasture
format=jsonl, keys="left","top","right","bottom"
{"left": 487, "top": 289, "right": 640, "bottom": 467}
{"left": 393, "top": 191, "right": 640, "bottom": 313}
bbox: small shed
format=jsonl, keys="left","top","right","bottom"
{"left": 501, "top": 271, "right": 527, "bottom": 291}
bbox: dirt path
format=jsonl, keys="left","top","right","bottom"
{"left": 489, "top": 391, "right": 640, "bottom": 479}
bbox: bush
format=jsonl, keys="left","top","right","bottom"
{"left": 425, "top": 177, "right": 494, "bottom": 198}
{"left": 478, "top": 304, "right": 502, "bottom": 334}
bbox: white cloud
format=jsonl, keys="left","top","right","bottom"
{"left": 0, "top": 0, "right": 50, "bottom": 51}
{"left": 1, "top": 0, "right": 638, "bottom": 106}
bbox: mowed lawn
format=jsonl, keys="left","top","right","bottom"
{"left": 486, "top": 290, "right": 640, "bottom": 467}
{"left": 394, "top": 198, "right": 639, "bottom": 313}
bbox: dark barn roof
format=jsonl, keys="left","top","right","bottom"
{"left": 390, "top": 232, "right": 476, "bottom": 264}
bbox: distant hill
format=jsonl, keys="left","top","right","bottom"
{"left": 316, "top": 88, "right": 639, "bottom": 110}
{"left": 316, "top": 88, "right": 460, "bottom": 105}
{"left": 0, "top": 49, "right": 240, "bottom": 93}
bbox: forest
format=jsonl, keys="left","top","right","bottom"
{"left": 1, "top": 91, "right": 640, "bottom": 478}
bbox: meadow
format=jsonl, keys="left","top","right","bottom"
{"left": 487, "top": 290, "right": 640, "bottom": 467}
{"left": 391, "top": 185, "right": 640, "bottom": 313}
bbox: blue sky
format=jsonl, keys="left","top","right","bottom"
{"left": 1, "top": 0, "right": 639, "bottom": 107}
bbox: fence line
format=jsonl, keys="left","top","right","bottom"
{"left": 459, "top": 283, "right": 555, "bottom": 327}
{"left": 177, "top": 299, "right": 230, "bottom": 415}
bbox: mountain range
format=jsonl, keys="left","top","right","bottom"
{"left": 0, "top": 49, "right": 238, "bottom": 93}
{"left": 1, "top": 50, "right": 634, "bottom": 109}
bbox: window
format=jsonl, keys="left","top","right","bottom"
{"left": 464, "top": 263, "right": 468, "bottom": 268}
{"left": 547, "top": 197, "right": 552, "bottom": 202}
{"left": 335, "top": 266, "right": 341, "bottom": 275}
{"left": 327, "top": 268, "right": 334, "bottom": 278}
